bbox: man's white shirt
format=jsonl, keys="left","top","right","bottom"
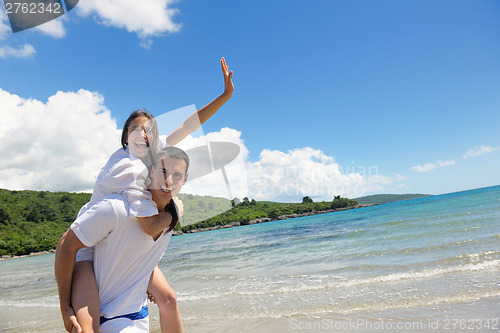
{"left": 71, "top": 194, "right": 171, "bottom": 318}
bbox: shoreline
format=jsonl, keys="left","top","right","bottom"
{"left": 0, "top": 249, "right": 56, "bottom": 261}
{"left": 173, "top": 204, "right": 375, "bottom": 235}
{"left": 0, "top": 204, "right": 374, "bottom": 261}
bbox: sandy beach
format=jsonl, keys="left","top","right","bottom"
{"left": 136, "top": 296, "right": 500, "bottom": 332}
{"left": 11, "top": 296, "right": 493, "bottom": 333}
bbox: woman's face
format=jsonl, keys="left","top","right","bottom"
{"left": 127, "top": 116, "right": 154, "bottom": 158}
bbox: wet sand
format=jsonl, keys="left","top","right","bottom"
{"left": 149, "top": 296, "right": 499, "bottom": 332}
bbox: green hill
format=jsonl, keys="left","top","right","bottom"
{"left": 0, "top": 189, "right": 233, "bottom": 256}
{"left": 354, "top": 193, "right": 430, "bottom": 205}
{"left": 0, "top": 188, "right": 358, "bottom": 257}
{"left": 177, "top": 193, "right": 232, "bottom": 226}
{"left": 0, "top": 189, "right": 92, "bottom": 256}
{"left": 179, "top": 196, "right": 359, "bottom": 233}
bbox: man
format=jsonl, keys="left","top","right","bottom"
{"left": 55, "top": 147, "right": 189, "bottom": 332}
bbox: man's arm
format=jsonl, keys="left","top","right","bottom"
{"left": 166, "top": 57, "right": 234, "bottom": 146}
{"left": 54, "top": 229, "right": 86, "bottom": 333}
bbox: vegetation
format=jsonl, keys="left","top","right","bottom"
{"left": 354, "top": 193, "right": 430, "bottom": 205}
{"left": 330, "top": 195, "right": 359, "bottom": 209}
{"left": 0, "top": 189, "right": 91, "bottom": 256}
{"left": 302, "top": 196, "right": 313, "bottom": 203}
{"left": 180, "top": 196, "right": 359, "bottom": 232}
{"left": 177, "top": 193, "right": 232, "bottom": 226}
{"left": 0, "top": 188, "right": 358, "bottom": 257}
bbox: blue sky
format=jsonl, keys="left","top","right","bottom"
{"left": 1, "top": 0, "right": 499, "bottom": 202}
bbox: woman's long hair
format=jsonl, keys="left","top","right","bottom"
{"left": 121, "top": 109, "right": 159, "bottom": 168}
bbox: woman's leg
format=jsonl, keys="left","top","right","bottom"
{"left": 147, "top": 266, "right": 183, "bottom": 333}
{"left": 71, "top": 260, "right": 100, "bottom": 333}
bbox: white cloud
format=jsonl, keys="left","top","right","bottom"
{"left": 0, "top": 91, "right": 245, "bottom": 197}
{"left": 33, "top": 17, "right": 66, "bottom": 38}
{"left": 0, "top": 89, "right": 403, "bottom": 202}
{"left": 139, "top": 38, "right": 154, "bottom": 50}
{"left": 0, "top": 44, "right": 36, "bottom": 59}
{"left": 1, "top": 0, "right": 181, "bottom": 48}
{"left": 411, "top": 160, "right": 455, "bottom": 173}
{"left": 0, "top": 88, "right": 120, "bottom": 192}
{"left": 0, "top": 9, "right": 11, "bottom": 39}
{"left": 76, "top": 0, "right": 181, "bottom": 46}
{"left": 1, "top": 9, "right": 40, "bottom": 58}
{"left": 0, "top": 7, "right": 65, "bottom": 39}
{"left": 178, "top": 136, "right": 405, "bottom": 202}
{"left": 246, "top": 147, "right": 402, "bottom": 202}
{"left": 174, "top": 127, "right": 250, "bottom": 200}
{"left": 462, "top": 145, "right": 500, "bottom": 159}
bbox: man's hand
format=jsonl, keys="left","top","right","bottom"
{"left": 61, "top": 305, "right": 82, "bottom": 333}
{"left": 221, "top": 57, "right": 234, "bottom": 98}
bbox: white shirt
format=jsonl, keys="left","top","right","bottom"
{"left": 80, "top": 136, "right": 170, "bottom": 219}
{"left": 79, "top": 147, "right": 158, "bottom": 219}
{"left": 76, "top": 137, "right": 171, "bottom": 262}
{"left": 71, "top": 194, "right": 172, "bottom": 318}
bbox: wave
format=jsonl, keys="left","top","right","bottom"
{"left": 0, "top": 299, "right": 58, "bottom": 308}
{"left": 181, "top": 290, "right": 500, "bottom": 321}
{"left": 177, "top": 258, "right": 500, "bottom": 301}
{"left": 337, "top": 291, "right": 500, "bottom": 315}
{"left": 341, "top": 236, "right": 499, "bottom": 260}
{"left": 341, "top": 259, "right": 500, "bottom": 288}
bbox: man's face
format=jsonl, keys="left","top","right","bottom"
{"left": 149, "top": 156, "right": 188, "bottom": 209}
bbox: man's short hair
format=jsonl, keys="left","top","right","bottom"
{"left": 154, "top": 147, "right": 190, "bottom": 174}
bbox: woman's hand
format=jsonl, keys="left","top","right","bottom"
{"left": 221, "top": 57, "right": 234, "bottom": 98}
{"left": 147, "top": 292, "right": 157, "bottom": 304}
{"left": 172, "top": 197, "right": 184, "bottom": 217}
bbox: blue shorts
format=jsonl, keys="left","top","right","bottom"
{"left": 100, "top": 305, "right": 149, "bottom": 332}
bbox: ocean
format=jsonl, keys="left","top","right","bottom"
{"left": 1, "top": 185, "right": 499, "bottom": 332}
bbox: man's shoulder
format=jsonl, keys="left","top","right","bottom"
{"left": 71, "top": 194, "right": 131, "bottom": 244}
{"left": 87, "top": 194, "right": 131, "bottom": 219}
{"left": 103, "top": 194, "right": 130, "bottom": 210}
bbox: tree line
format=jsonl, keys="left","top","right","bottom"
{"left": 0, "top": 189, "right": 91, "bottom": 256}
{"left": 180, "top": 195, "right": 359, "bottom": 232}
{"left": 0, "top": 188, "right": 358, "bottom": 256}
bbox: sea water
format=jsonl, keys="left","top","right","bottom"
{"left": 1, "top": 186, "right": 499, "bottom": 332}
